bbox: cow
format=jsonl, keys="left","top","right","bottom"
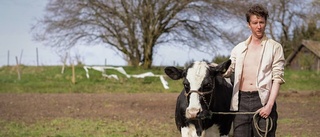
{"left": 164, "top": 60, "right": 234, "bottom": 137}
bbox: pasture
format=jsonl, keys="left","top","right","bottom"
{"left": 0, "top": 65, "right": 319, "bottom": 136}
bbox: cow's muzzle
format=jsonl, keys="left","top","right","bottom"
{"left": 186, "top": 108, "right": 200, "bottom": 119}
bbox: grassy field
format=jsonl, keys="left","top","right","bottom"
{"left": 0, "top": 65, "right": 183, "bottom": 93}
{"left": 0, "top": 65, "right": 319, "bottom": 137}
{"left": 0, "top": 118, "right": 175, "bottom": 137}
{"left": 281, "top": 69, "right": 320, "bottom": 92}
{"left": 1, "top": 65, "right": 319, "bottom": 93}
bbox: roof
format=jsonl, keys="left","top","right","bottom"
{"left": 301, "top": 40, "right": 320, "bottom": 57}
{"left": 285, "top": 40, "right": 320, "bottom": 65}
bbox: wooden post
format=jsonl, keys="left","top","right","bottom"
{"left": 36, "top": 48, "right": 39, "bottom": 66}
{"left": 72, "top": 63, "right": 76, "bottom": 84}
{"left": 7, "top": 50, "right": 10, "bottom": 66}
{"left": 15, "top": 56, "right": 21, "bottom": 80}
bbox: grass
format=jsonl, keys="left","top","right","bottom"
{"left": 1, "top": 65, "right": 319, "bottom": 137}
{"left": 0, "top": 65, "right": 183, "bottom": 137}
{"left": 1, "top": 65, "right": 319, "bottom": 93}
{"left": 0, "top": 118, "right": 178, "bottom": 137}
{"left": 0, "top": 66, "right": 320, "bottom": 93}
{"left": 0, "top": 65, "right": 183, "bottom": 93}
{"left": 280, "top": 69, "right": 320, "bottom": 92}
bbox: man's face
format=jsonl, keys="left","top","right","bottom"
{"left": 248, "top": 15, "right": 266, "bottom": 39}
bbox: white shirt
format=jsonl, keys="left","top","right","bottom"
{"left": 228, "top": 35, "right": 285, "bottom": 111}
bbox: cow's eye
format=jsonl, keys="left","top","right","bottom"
{"left": 183, "top": 80, "right": 190, "bottom": 91}
{"left": 203, "top": 83, "right": 213, "bottom": 91}
{"left": 184, "top": 84, "right": 190, "bottom": 91}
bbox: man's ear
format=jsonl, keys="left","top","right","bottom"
{"left": 214, "top": 59, "right": 231, "bottom": 73}
{"left": 164, "top": 67, "right": 184, "bottom": 80}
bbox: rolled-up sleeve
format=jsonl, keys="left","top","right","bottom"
{"left": 272, "top": 44, "right": 285, "bottom": 84}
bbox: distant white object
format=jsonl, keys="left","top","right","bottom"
{"left": 131, "top": 72, "right": 155, "bottom": 78}
{"left": 160, "top": 75, "right": 169, "bottom": 89}
{"left": 83, "top": 66, "right": 169, "bottom": 89}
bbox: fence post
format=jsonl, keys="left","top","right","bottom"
{"left": 72, "top": 63, "right": 76, "bottom": 84}
{"left": 36, "top": 48, "right": 39, "bottom": 66}
{"left": 15, "top": 56, "right": 21, "bottom": 80}
{"left": 7, "top": 50, "right": 10, "bottom": 66}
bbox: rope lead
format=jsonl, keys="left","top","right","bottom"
{"left": 209, "top": 109, "right": 273, "bottom": 137}
{"left": 253, "top": 110, "right": 273, "bottom": 137}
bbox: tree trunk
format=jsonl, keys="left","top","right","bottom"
{"left": 142, "top": 42, "right": 154, "bottom": 69}
{"left": 143, "top": 52, "right": 153, "bottom": 69}
{"left": 127, "top": 55, "right": 141, "bottom": 67}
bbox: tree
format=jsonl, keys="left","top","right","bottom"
{"left": 206, "top": 0, "right": 320, "bottom": 57}
{"left": 212, "top": 54, "right": 229, "bottom": 64}
{"left": 32, "top": 0, "right": 237, "bottom": 68}
{"left": 33, "top": 0, "right": 320, "bottom": 68}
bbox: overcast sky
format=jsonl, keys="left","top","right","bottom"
{"left": 0, "top": 0, "right": 220, "bottom": 67}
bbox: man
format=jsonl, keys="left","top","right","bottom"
{"left": 223, "top": 4, "right": 285, "bottom": 137}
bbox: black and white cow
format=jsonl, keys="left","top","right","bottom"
{"left": 164, "top": 60, "right": 234, "bottom": 137}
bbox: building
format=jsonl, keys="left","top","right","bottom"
{"left": 285, "top": 40, "right": 320, "bottom": 70}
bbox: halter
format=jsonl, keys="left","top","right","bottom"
{"left": 184, "top": 88, "right": 215, "bottom": 136}
{"left": 184, "top": 62, "right": 215, "bottom": 118}
{"left": 183, "top": 63, "right": 217, "bottom": 136}
{"left": 184, "top": 89, "right": 214, "bottom": 111}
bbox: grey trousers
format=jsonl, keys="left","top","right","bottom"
{"left": 233, "top": 91, "right": 278, "bottom": 137}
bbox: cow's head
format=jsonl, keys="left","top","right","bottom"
{"left": 164, "top": 60, "right": 231, "bottom": 119}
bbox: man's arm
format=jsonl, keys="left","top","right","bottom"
{"left": 259, "top": 81, "right": 280, "bottom": 118}
{"left": 260, "top": 43, "right": 285, "bottom": 118}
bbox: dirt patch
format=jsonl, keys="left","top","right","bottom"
{"left": 0, "top": 92, "right": 319, "bottom": 136}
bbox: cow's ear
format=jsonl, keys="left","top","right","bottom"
{"left": 214, "top": 59, "right": 231, "bottom": 73}
{"left": 164, "top": 67, "right": 184, "bottom": 80}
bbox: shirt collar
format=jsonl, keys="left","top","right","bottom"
{"left": 244, "top": 35, "right": 268, "bottom": 47}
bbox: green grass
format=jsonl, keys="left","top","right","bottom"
{"left": 0, "top": 118, "right": 178, "bottom": 137}
{"left": 0, "top": 65, "right": 183, "bottom": 93}
{"left": 280, "top": 69, "right": 320, "bottom": 92}
{"left": 1, "top": 65, "right": 319, "bottom": 93}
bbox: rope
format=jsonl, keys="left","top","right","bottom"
{"left": 209, "top": 109, "right": 273, "bottom": 137}
{"left": 253, "top": 111, "right": 273, "bottom": 137}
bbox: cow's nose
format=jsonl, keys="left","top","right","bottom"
{"left": 186, "top": 108, "right": 200, "bottom": 119}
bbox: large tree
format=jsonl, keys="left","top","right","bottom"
{"left": 32, "top": 0, "right": 236, "bottom": 68}
{"left": 33, "top": 0, "right": 320, "bottom": 68}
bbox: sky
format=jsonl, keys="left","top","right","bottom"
{"left": 0, "top": 0, "right": 219, "bottom": 67}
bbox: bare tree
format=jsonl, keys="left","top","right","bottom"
{"left": 32, "top": 0, "right": 319, "bottom": 68}
{"left": 32, "top": 0, "right": 240, "bottom": 68}
{"left": 208, "top": 0, "right": 320, "bottom": 57}
{"left": 266, "top": 0, "right": 320, "bottom": 56}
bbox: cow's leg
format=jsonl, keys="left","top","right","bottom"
{"left": 228, "top": 122, "right": 234, "bottom": 136}
{"left": 181, "top": 124, "right": 199, "bottom": 137}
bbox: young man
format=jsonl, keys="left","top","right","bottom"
{"left": 223, "top": 4, "right": 285, "bottom": 137}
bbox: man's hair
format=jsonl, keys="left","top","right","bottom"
{"left": 246, "top": 4, "right": 269, "bottom": 23}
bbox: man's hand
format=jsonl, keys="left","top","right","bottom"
{"left": 259, "top": 105, "right": 272, "bottom": 118}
